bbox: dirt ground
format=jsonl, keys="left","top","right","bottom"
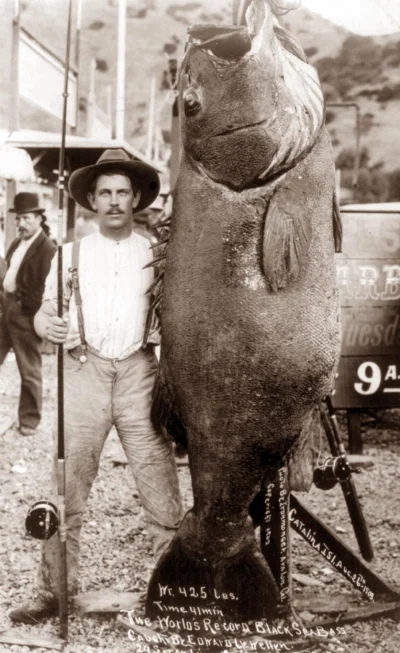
{"left": 1, "top": 353, "right": 400, "bottom": 653}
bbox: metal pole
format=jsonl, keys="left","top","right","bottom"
{"left": 146, "top": 76, "right": 156, "bottom": 160}
{"left": 154, "top": 124, "right": 160, "bottom": 163}
{"left": 5, "top": 0, "right": 21, "bottom": 253}
{"left": 57, "top": 0, "right": 74, "bottom": 640}
{"left": 116, "top": 0, "right": 126, "bottom": 141}
{"left": 72, "top": 0, "right": 83, "bottom": 135}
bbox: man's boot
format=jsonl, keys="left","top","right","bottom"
{"left": 8, "top": 595, "right": 58, "bottom": 624}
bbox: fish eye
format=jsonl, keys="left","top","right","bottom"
{"left": 183, "top": 88, "right": 202, "bottom": 117}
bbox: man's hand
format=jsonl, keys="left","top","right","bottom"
{"left": 34, "top": 301, "right": 70, "bottom": 343}
{"left": 46, "top": 314, "right": 70, "bottom": 344}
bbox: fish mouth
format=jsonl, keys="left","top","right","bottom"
{"left": 187, "top": 0, "right": 274, "bottom": 59}
{"left": 213, "top": 118, "right": 269, "bottom": 137}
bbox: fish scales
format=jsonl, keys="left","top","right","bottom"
{"left": 146, "top": 0, "right": 341, "bottom": 622}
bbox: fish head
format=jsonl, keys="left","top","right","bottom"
{"left": 180, "top": 0, "right": 325, "bottom": 190}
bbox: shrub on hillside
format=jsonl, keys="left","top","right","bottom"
{"left": 325, "top": 110, "right": 336, "bottom": 124}
{"left": 382, "top": 40, "right": 400, "bottom": 67}
{"left": 127, "top": 7, "right": 147, "bottom": 18}
{"left": 89, "top": 20, "right": 105, "bottom": 30}
{"left": 199, "top": 12, "right": 224, "bottom": 22}
{"left": 357, "top": 88, "right": 380, "bottom": 98}
{"left": 96, "top": 59, "right": 108, "bottom": 73}
{"left": 336, "top": 146, "right": 370, "bottom": 171}
{"left": 341, "top": 168, "right": 389, "bottom": 203}
{"left": 316, "top": 35, "right": 382, "bottom": 99}
{"left": 164, "top": 42, "right": 178, "bottom": 55}
{"left": 360, "top": 112, "right": 375, "bottom": 135}
{"left": 322, "top": 84, "right": 338, "bottom": 102}
{"left": 376, "top": 84, "right": 400, "bottom": 102}
{"left": 337, "top": 146, "right": 389, "bottom": 203}
{"left": 387, "top": 169, "right": 400, "bottom": 201}
{"left": 167, "top": 2, "right": 201, "bottom": 16}
{"left": 304, "top": 46, "right": 318, "bottom": 58}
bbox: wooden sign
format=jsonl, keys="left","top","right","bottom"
{"left": 333, "top": 209, "right": 400, "bottom": 409}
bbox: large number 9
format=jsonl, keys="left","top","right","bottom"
{"left": 354, "top": 362, "right": 381, "bottom": 395}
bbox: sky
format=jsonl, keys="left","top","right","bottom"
{"left": 300, "top": 0, "right": 400, "bottom": 35}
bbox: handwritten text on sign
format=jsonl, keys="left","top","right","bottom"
{"left": 333, "top": 210, "right": 400, "bottom": 409}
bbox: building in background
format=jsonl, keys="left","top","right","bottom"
{"left": 0, "top": 0, "right": 161, "bottom": 255}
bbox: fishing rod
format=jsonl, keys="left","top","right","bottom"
{"left": 24, "top": 0, "right": 73, "bottom": 640}
{"left": 55, "top": 0, "right": 74, "bottom": 639}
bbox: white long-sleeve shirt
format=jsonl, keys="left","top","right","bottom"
{"left": 43, "top": 231, "right": 157, "bottom": 359}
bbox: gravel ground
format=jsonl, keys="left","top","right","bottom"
{"left": 1, "top": 353, "right": 400, "bottom": 653}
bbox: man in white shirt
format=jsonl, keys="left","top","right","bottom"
{"left": 10, "top": 150, "right": 183, "bottom": 625}
{"left": 0, "top": 193, "right": 56, "bottom": 435}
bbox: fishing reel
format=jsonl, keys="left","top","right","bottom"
{"left": 25, "top": 501, "right": 59, "bottom": 540}
{"left": 313, "top": 455, "right": 361, "bottom": 491}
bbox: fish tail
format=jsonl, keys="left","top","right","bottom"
{"left": 146, "top": 530, "right": 279, "bottom": 621}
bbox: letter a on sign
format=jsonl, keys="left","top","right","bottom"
{"left": 385, "top": 365, "right": 397, "bottom": 381}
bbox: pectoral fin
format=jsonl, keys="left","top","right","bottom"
{"left": 262, "top": 177, "right": 312, "bottom": 293}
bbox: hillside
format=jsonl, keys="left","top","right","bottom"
{"left": 18, "top": 0, "right": 400, "bottom": 188}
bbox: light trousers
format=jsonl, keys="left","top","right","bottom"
{"left": 38, "top": 345, "right": 183, "bottom": 598}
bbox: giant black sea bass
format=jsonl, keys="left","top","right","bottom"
{"left": 147, "top": 0, "right": 342, "bottom": 622}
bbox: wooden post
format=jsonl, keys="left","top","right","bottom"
{"left": 86, "top": 58, "right": 96, "bottom": 138}
{"left": 106, "top": 84, "right": 113, "bottom": 137}
{"left": 66, "top": 195, "right": 76, "bottom": 243}
{"left": 116, "top": 0, "right": 126, "bottom": 141}
{"left": 146, "top": 76, "right": 156, "bottom": 160}
{"left": 4, "top": 0, "right": 20, "bottom": 253}
{"left": 5, "top": 180, "right": 17, "bottom": 253}
{"left": 9, "top": 0, "right": 20, "bottom": 131}
{"left": 154, "top": 124, "right": 160, "bottom": 163}
{"left": 347, "top": 409, "right": 363, "bottom": 455}
{"left": 169, "top": 58, "right": 180, "bottom": 190}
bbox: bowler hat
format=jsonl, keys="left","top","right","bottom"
{"left": 9, "top": 192, "right": 45, "bottom": 215}
{"left": 68, "top": 149, "right": 160, "bottom": 213}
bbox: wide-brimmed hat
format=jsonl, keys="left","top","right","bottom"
{"left": 9, "top": 192, "right": 45, "bottom": 215}
{"left": 68, "top": 149, "right": 160, "bottom": 213}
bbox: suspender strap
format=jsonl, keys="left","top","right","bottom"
{"left": 70, "top": 241, "right": 87, "bottom": 357}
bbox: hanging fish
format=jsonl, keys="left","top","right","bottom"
{"left": 146, "top": 0, "right": 342, "bottom": 621}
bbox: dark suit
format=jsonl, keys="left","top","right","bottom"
{"left": 0, "top": 230, "right": 56, "bottom": 429}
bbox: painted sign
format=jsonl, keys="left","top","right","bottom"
{"left": 18, "top": 28, "right": 77, "bottom": 127}
{"left": 333, "top": 209, "right": 400, "bottom": 408}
